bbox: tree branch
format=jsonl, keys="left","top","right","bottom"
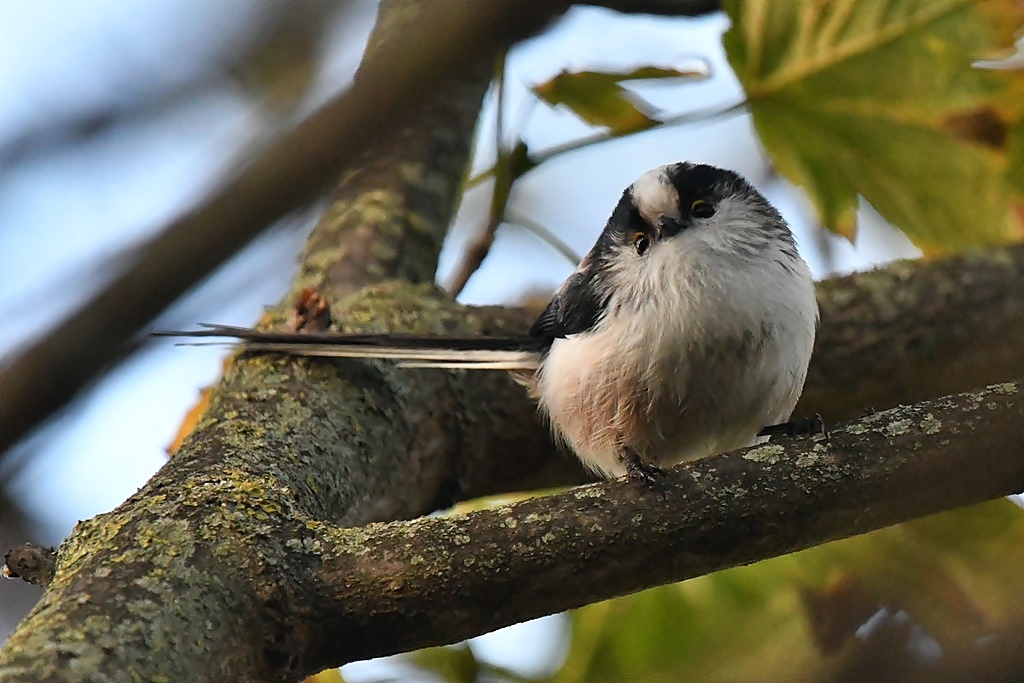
{"left": 1, "top": 381, "right": 1018, "bottom": 680}
{"left": 1, "top": 545, "right": 55, "bottom": 589}
{"left": 583, "top": 0, "right": 723, "bottom": 17}
{"left": 0, "top": 0, "right": 572, "bottom": 455}
{"left": 798, "top": 245, "right": 1024, "bottom": 421}
{"left": 294, "top": 382, "right": 1022, "bottom": 669}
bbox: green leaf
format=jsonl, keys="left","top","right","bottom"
{"left": 724, "top": 0, "right": 1024, "bottom": 250}
{"left": 533, "top": 64, "right": 708, "bottom": 135}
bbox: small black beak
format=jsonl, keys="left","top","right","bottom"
{"left": 659, "top": 217, "right": 686, "bottom": 238}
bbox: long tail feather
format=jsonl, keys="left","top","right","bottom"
{"left": 153, "top": 324, "right": 544, "bottom": 370}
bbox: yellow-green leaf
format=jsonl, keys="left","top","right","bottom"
{"left": 724, "top": 0, "right": 1024, "bottom": 250}
{"left": 533, "top": 65, "right": 708, "bottom": 135}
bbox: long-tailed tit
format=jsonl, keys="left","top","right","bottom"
{"left": 162, "top": 163, "right": 819, "bottom": 482}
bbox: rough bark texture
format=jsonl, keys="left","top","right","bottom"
{"left": 0, "top": 382, "right": 1018, "bottom": 681}
{"left": 1, "top": 545, "right": 55, "bottom": 589}
{"left": 799, "top": 246, "right": 1024, "bottom": 422}
{"left": 300, "top": 382, "right": 1023, "bottom": 668}
{"left": 1, "top": 0, "right": 1021, "bottom": 678}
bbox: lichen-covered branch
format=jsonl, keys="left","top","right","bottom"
{"left": 799, "top": 245, "right": 1024, "bottom": 422}
{"left": 284, "top": 380, "right": 1024, "bottom": 671}
{"left": 2, "top": 381, "right": 1015, "bottom": 681}
{"left": 293, "top": 1, "right": 497, "bottom": 300}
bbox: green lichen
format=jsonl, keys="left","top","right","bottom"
{"left": 882, "top": 418, "right": 913, "bottom": 437}
{"left": 742, "top": 443, "right": 785, "bottom": 464}
{"left": 843, "top": 421, "right": 868, "bottom": 438}
{"left": 522, "top": 512, "right": 553, "bottom": 524}
{"left": 795, "top": 453, "right": 819, "bottom": 468}
{"left": 919, "top": 413, "right": 942, "bottom": 435}
{"left": 992, "top": 382, "right": 1017, "bottom": 395}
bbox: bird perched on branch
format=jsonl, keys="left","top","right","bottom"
{"left": 160, "top": 162, "right": 819, "bottom": 482}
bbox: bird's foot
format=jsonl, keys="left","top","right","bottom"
{"left": 758, "top": 413, "right": 828, "bottom": 439}
{"left": 620, "top": 447, "right": 666, "bottom": 486}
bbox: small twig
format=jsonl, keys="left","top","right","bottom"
{"left": 531, "top": 99, "right": 747, "bottom": 166}
{"left": 448, "top": 56, "right": 511, "bottom": 297}
{"left": 466, "top": 99, "right": 748, "bottom": 189}
{"left": 3, "top": 543, "right": 57, "bottom": 589}
{"left": 505, "top": 208, "right": 582, "bottom": 266}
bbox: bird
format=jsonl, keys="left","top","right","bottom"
{"left": 160, "top": 162, "right": 819, "bottom": 482}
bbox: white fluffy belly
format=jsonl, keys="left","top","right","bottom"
{"left": 534, "top": 317, "right": 811, "bottom": 478}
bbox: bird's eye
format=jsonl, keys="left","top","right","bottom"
{"left": 691, "top": 199, "right": 715, "bottom": 218}
{"left": 631, "top": 231, "right": 651, "bottom": 256}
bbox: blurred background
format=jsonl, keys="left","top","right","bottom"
{"left": 1, "top": 2, "right": 1018, "bottom": 681}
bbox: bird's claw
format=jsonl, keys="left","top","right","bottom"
{"left": 621, "top": 448, "right": 666, "bottom": 486}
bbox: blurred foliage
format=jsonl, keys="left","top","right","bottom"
{"left": 471, "top": 0, "right": 1023, "bottom": 267}
{"left": 401, "top": 500, "right": 1024, "bottom": 683}
{"left": 724, "top": 0, "right": 1024, "bottom": 249}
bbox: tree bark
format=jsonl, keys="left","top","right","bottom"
{"left": 299, "top": 381, "right": 1023, "bottom": 669}
{"left": 1, "top": 380, "right": 1018, "bottom": 681}
{"left": 1, "top": 0, "right": 1022, "bottom": 679}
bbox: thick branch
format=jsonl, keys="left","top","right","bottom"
{"left": 798, "top": 245, "right": 1024, "bottom": 421}
{"left": 296, "top": 380, "right": 1023, "bottom": 669}
{"left": 294, "top": 3, "right": 497, "bottom": 300}
{"left": 0, "top": 0, "right": 572, "bottom": 455}
{"left": 2, "top": 382, "right": 1017, "bottom": 680}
